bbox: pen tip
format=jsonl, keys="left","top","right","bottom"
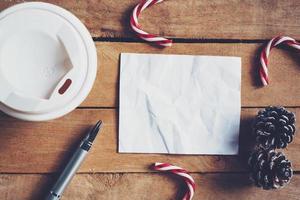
{"left": 87, "top": 120, "right": 103, "bottom": 143}
{"left": 95, "top": 120, "right": 102, "bottom": 130}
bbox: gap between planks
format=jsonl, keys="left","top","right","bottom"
{"left": 92, "top": 37, "right": 269, "bottom": 44}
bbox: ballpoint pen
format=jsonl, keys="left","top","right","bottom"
{"left": 45, "top": 120, "right": 103, "bottom": 200}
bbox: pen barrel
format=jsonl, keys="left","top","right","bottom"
{"left": 45, "top": 148, "right": 88, "bottom": 200}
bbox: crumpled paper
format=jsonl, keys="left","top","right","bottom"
{"left": 119, "top": 53, "right": 241, "bottom": 155}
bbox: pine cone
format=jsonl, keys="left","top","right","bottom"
{"left": 248, "top": 148, "right": 293, "bottom": 190}
{"left": 253, "top": 106, "right": 296, "bottom": 149}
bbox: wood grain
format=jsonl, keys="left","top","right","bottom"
{"left": 82, "top": 42, "right": 300, "bottom": 107}
{"left": 1, "top": 0, "right": 299, "bottom": 39}
{"left": 0, "top": 108, "right": 298, "bottom": 173}
{"left": 1, "top": 173, "right": 300, "bottom": 200}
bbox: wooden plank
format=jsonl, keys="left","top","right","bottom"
{"left": 0, "top": 108, "right": 298, "bottom": 173}
{"left": 82, "top": 42, "right": 300, "bottom": 107}
{"left": 1, "top": 1, "right": 300, "bottom": 39}
{"left": 1, "top": 173, "right": 300, "bottom": 200}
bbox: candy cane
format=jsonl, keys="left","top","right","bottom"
{"left": 130, "top": 0, "right": 173, "bottom": 47}
{"left": 152, "top": 163, "right": 195, "bottom": 200}
{"left": 260, "top": 36, "right": 300, "bottom": 86}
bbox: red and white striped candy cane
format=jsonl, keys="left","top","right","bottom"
{"left": 130, "top": 0, "right": 173, "bottom": 47}
{"left": 260, "top": 36, "right": 300, "bottom": 86}
{"left": 152, "top": 162, "right": 195, "bottom": 200}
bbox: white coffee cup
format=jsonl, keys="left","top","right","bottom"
{"left": 0, "top": 2, "right": 97, "bottom": 121}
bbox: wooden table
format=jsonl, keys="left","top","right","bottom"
{"left": 0, "top": 1, "right": 299, "bottom": 199}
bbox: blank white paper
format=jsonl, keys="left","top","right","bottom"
{"left": 119, "top": 53, "right": 241, "bottom": 155}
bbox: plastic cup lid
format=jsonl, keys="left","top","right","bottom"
{"left": 0, "top": 2, "right": 97, "bottom": 121}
